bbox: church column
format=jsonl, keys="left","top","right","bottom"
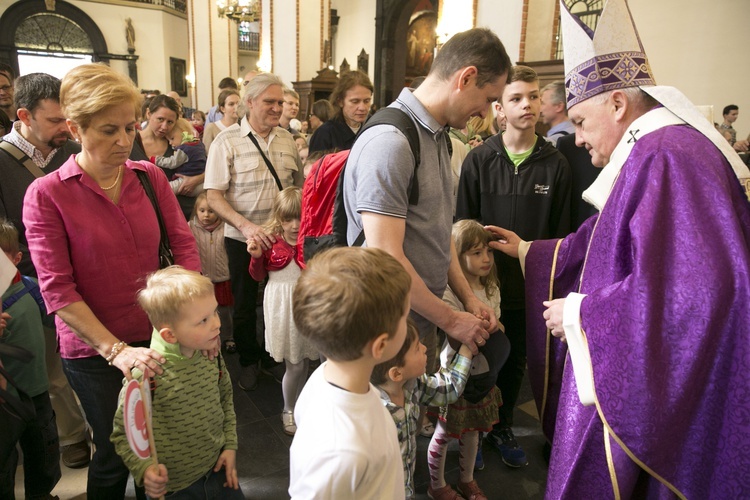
{"left": 187, "top": 0, "right": 237, "bottom": 112}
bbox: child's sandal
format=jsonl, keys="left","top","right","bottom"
{"left": 457, "top": 480, "right": 488, "bottom": 500}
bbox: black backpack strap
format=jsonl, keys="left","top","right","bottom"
{"left": 357, "top": 108, "right": 422, "bottom": 205}
{"left": 332, "top": 107, "right": 427, "bottom": 249}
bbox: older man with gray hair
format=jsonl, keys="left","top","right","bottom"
{"left": 540, "top": 80, "right": 575, "bottom": 146}
{"left": 204, "top": 72, "right": 303, "bottom": 391}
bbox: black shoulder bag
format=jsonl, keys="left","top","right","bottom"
{"left": 135, "top": 169, "right": 175, "bottom": 268}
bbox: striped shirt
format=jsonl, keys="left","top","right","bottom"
{"left": 378, "top": 353, "right": 471, "bottom": 499}
{"left": 203, "top": 116, "right": 302, "bottom": 241}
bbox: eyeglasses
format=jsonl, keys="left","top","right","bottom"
{"left": 242, "top": 80, "right": 250, "bottom": 87}
{"left": 0, "top": 85, "right": 11, "bottom": 93}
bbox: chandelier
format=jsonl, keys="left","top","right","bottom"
{"left": 217, "top": 0, "right": 260, "bottom": 23}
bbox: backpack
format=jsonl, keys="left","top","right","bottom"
{"left": 2, "top": 275, "right": 54, "bottom": 329}
{"left": 298, "top": 107, "right": 450, "bottom": 266}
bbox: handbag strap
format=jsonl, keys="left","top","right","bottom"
{"left": 0, "top": 141, "right": 46, "bottom": 178}
{"left": 135, "top": 169, "right": 173, "bottom": 260}
{"left": 246, "top": 132, "right": 283, "bottom": 191}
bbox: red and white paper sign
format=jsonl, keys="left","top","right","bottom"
{"left": 123, "top": 378, "right": 152, "bottom": 460}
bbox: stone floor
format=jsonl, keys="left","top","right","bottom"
{"left": 16, "top": 345, "right": 549, "bottom": 499}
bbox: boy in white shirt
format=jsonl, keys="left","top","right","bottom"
{"left": 289, "top": 247, "right": 411, "bottom": 499}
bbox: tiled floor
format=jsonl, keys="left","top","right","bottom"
{"left": 16, "top": 347, "right": 549, "bottom": 499}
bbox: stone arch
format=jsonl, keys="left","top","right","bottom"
{"left": 374, "top": 0, "right": 438, "bottom": 107}
{"left": 0, "top": 0, "right": 109, "bottom": 76}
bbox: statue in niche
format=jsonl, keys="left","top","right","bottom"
{"left": 45, "top": 0, "right": 55, "bottom": 11}
{"left": 126, "top": 18, "right": 136, "bottom": 52}
{"left": 407, "top": 32, "right": 418, "bottom": 67}
{"left": 357, "top": 49, "right": 368, "bottom": 74}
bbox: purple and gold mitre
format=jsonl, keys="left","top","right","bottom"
{"left": 561, "top": 0, "right": 656, "bottom": 108}
{"left": 565, "top": 51, "right": 655, "bottom": 107}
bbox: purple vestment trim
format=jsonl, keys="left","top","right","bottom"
{"left": 565, "top": 51, "right": 655, "bottom": 107}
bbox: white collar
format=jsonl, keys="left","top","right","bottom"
{"left": 582, "top": 86, "right": 750, "bottom": 211}
{"left": 582, "top": 107, "right": 683, "bottom": 211}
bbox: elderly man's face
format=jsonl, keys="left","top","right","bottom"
{"left": 570, "top": 95, "right": 623, "bottom": 168}
{"left": 247, "top": 84, "right": 284, "bottom": 133}
{"left": 540, "top": 89, "right": 559, "bottom": 125}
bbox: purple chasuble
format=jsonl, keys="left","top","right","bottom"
{"left": 525, "top": 124, "right": 750, "bottom": 499}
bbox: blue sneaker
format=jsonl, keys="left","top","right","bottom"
{"left": 487, "top": 427, "right": 528, "bottom": 467}
{"left": 475, "top": 439, "right": 485, "bottom": 471}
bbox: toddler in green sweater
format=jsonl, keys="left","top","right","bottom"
{"left": 111, "top": 267, "right": 242, "bottom": 499}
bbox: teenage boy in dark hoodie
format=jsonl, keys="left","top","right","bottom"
{"left": 456, "top": 65, "right": 571, "bottom": 468}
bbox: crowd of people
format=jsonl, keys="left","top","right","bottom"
{"left": 2, "top": 0, "right": 750, "bottom": 498}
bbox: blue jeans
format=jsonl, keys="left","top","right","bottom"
{"left": 162, "top": 468, "right": 244, "bottom": 500}
{"left": 62, "top": 348, "right": 147, "bottom": 500}
{"left": 0, "top": 390, "right": 61, "bottom": 500}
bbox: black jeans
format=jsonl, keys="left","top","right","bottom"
{"left": 62, "top": 351, "right": 147, "bottom": 500}
{"left": 494, "top": 307, "right": 527, "bottom": 430}
{"left": 0, "top": 391, "right": 61, "bottom": 500}
{"left": 225, "top": 237, "right": 272, "bottom": 368}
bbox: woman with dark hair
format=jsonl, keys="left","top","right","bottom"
{"left": 202, "top": 89, "right": 241, "bottom": 152}
{"left": 308, "top": 70, "right": 373, "bottom": 154}
{"left": 132, "top": 94, "right": 202, "bottom": 218}
{"left": 134, "top": 94, "right": 181, "bottom": 159}
{"left": 308, "top": 99, "right": 334, "bottom": 134}
{"left": 23, "top": 63, "right": 200, "bottom": 499}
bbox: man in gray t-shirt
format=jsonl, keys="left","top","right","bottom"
{"left": 343, "top": 28, "right": 512, "bottom": 363}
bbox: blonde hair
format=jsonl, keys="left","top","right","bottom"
{"left": 467, "top": 104, "right": 495, "bottom": 138}
{"left": 262, "top": 186, "right": 301, "bottom": 236}
{"left": 60, "top": 63, "right": 141, "bottom": 130}
{"left": 0, "top": 218, "right": 19, "bottom": 255}
{"left": 171, "top": 118, "right": 196, "bottom": 142}
{"left": 190, "top": 191, "right": 209, "bottom": 220}
{"left": 293, "top": 247, "right": 411, "bottom": 361}
{"left": 138, "top": 266, "right": 214, "bottom": 328}
{"left": 452, "top": 219, "right": 499, "bottom": 299}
